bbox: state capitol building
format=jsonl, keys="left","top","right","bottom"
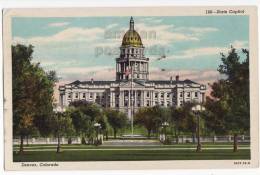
{"left": 59, "top": 17, "right": 206, "bottom": 118}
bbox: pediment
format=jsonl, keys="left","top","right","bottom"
{"left": 184, "top": 84, "right": 192, "bottom": 88}
{"left": 119, "top": 81, "right": 145, "bottom": 88}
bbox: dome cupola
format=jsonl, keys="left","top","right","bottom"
{"left": 122, "top": 17, "right": 143, "bottom": 47}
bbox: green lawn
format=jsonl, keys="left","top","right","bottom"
{"left": 13, "top": 143, "right": 250, "bottom": 150}
{"left": 13, "top": 143, "right": 250, "bottom": 162}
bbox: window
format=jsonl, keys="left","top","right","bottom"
{"left": 187, "top": 92, "right": 190, "bottom": 97}
{"left": 138, "top": 91, "right": 141, "bottom": 97}
{"left": 90, "top": 93, "right": 93, "bottom": 98}
{"left": 137, "top": 102, "right": 141, "bottom": 107}
{"left": 131, "top": 48, "right": 134, "bottom": 53}
{"left": 155, "top": 93, "right": 158, "bottom": 98}
{"left": 146, "top": 101, "right": 150, "bottom": 106}
{"left": 146, "top": 92, "right": 149, "bottom": 97}
{"left": 195, "top": 92, "right": 198, "bottom": 97}
{"left": 161, "top": 101, "right": 164, "bottom": 106}
{"left": 124, "top": 91, "right": 129, "bottom": 97}
{"left": 75, "top": 93, "right": 78, "bottom": 98}
{"left": 116, "top": 103, "right": 119, "bottom": 107}
{"left": 167, "top": 93, "right": 170, "bottom": 98}
{"left": 167, "top": 102, "right": 170, "bottom": 106}
{"left": 124, "top": 102, "right": 128, "bottom": 107}
{"left": 83, "top": 93, "right": 86, "bottom": 98}
{"left": 180, "top": 92, "right": 183, "bottom": 97}
{"left": 161, "top": 93, "right": 164, "bottom": 98}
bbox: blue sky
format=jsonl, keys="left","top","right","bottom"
{"left": 12, "top": 16, "right": 249, "bottom": 85}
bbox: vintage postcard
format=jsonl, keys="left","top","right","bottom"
{"left": 3, "top": 6, "right": 259, "bottom": 170}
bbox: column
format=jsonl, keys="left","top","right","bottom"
{"left": 128, "top": 90, "right": 131, "bottom": 108}
{"left": 120, "top": 90, "right": 124, "bottom": 107}
{"left": 110, "top": 91, "right": 113, "bottom": 107}
{"left": 61, "top": 94, "right": 64, "bottom": 107}
{"left": 71, "top": 92, "right": 74, "bottom": 102}
{"left": 147, "top": 62, "right": 149, "bottom": 79}
{"left": 151, "top": 90, "right": 154, "bottom": 106}
{"left": 164, "top": 91, "right": 167, "bottom": 107}
{"left": 134, "top": 90, "right": 137, "bottom": 107}
{"left": 141, "top": 90, "right": 144, "bottom": 107}
{"left": 151, "top": 91, "right": 153, "bottom": 106}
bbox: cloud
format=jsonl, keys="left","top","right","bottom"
{"left": 172, "top": 47, "right": 227, "bottom": 59}
{"left": 13, "top": 27, "right": 105, "bottom": 45}
{"left": 106, "top": 23, "right": 119, "bottom": 29}
{"left": 149, "top": 68, "right": 224, "bottom": 97}
{"left": 103, "top": 22, "right": 203, "bottom": 47}
{"left": 174, "top": 26, "right": 219, "bottom": 33}
{"left": 161, "top": 40, "right": 248, "bottom": 60}
{"left": 232, "top": 40, "right": 248, "bottom": 48}
{"left": 149, "top": 68, "right": 222, "bottom": 83}
{"left": 48, "top": 22, "right": 70, "bottom": 27}
{"left": 138, "top": 17, "right": 163, "bottom": 24}
{"left": 12, "top": 20, "right": 221, "bottom": 54}
{"left": 60, "top": 66, "right": 112, "bottom": 74}
{"left": 57, "top": 66, "right": 116, "bottom": 81}
{"left": 134, "top": 23, "right": 199, "bottom": 47}
{"left": 34, "top": 59, "right": 79, "bottom": 70}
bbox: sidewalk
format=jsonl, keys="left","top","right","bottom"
{"left": 102, "top": 139, "right": 162, "bottom": 146}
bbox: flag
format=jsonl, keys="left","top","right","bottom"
{"left": 124, "top": 68, "right": 132, "bottom": 76}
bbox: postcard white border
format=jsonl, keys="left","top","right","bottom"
{"left": 3, "top": 6, "right": 259, "bottom": 170}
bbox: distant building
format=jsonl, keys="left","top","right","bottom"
{"left": 59, "top": 17, "right": 206, "bottom": 118}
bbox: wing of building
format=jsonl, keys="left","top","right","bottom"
{"left": 59, "top": 17, "right": 206, "bottom": 118}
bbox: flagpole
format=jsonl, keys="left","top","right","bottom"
{"left": 131, "top": 63, "right": 134, "bottom": 137}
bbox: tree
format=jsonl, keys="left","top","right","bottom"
{"left": 134, "top": 106, "right": 169, "bottom": 138}
{"left": 170, "top": 102, "right": 199, "bottom": 144}
{"left": 105, "top": 109, "right": 128, "bottom": 138}
{"left": 69, "top": 101, "right": 103, "bottom": 144}
{"left": 183, "top": 105, "right": 197, "bottom": 143}
{"left": 152, "top": 106, "right": 171, "bottom": 128}
{"left": 170, "top": 106, "right": 189, "bottom": 143}
{"left": 68, "top": 108, "right": 89, "bottom": 144}
{"left": 12, "top": 44, "right": 57, "bottom": 154}
{"left": 206, "top": 47, "right": 249, "bottom": 152}
{"left": 70, "top": 100, "right": 102, "bottom": 121}
{"left": 202, "top": 96, "right": 228, "bottom": 141}
{"left": 134, "top": 107, "right": 155, "bottom": 138}
{"left": 51, "top": 112, "right": 75, "bottom": 153}
{"left": 95, "top": 112, "right": 110, "bottom": 140}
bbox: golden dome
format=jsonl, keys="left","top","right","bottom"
{"left": 121, "top": 17, "right": 143, "bottom": 47}
{"left": 122, "top": 30, "right": 143, "bottom": 47}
